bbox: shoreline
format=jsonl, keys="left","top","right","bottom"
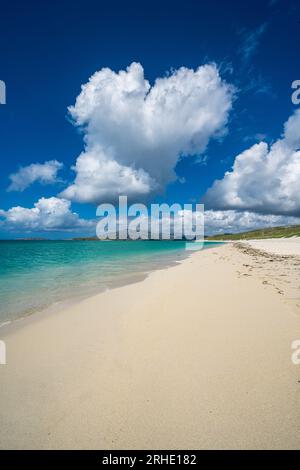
{"left": 0, "top": 244, "right": 191, "bottom": 331}
{"left": 0, "top": 242, "right": 300, "bottom": 449}
{"left": 0, "top": 242, "right": 223, "bottom": 332}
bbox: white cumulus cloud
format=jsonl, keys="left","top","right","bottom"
{"left": 203, "top": 110, "right": 300, "bottom": 216}
{"left": 60, "top": 62, "right": 234, "bottom": 203}
{"left": 204, "top": 210, "right": 300, "bottom": 235}
{"left": 61, "top": 147, "right": 154, "bottom": 204}
{"left": 7, "top": 160, "right": 63, "bottom": 192}
{"left": 0, "top": 197, "right": 94, "bottom": 232}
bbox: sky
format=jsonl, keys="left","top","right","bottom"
{"left": 0, "top": 0, "right": 300, "bottom": 238}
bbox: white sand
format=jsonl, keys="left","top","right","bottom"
{"left": 246, "top": 237, "right": 300, "bottom": 256}
{"left": 0, "top": 243, "right": 300, "bottom": 449}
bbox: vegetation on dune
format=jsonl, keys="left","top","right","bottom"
{"left": 207, "top": 225, "right": 300, "bottom": 240}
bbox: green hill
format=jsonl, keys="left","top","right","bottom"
{"left": 208, "top": 225, "right": 300, "bottom": 240}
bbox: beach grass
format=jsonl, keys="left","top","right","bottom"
{"left": 208, "top": 224, "right": 300, "bottom": 240}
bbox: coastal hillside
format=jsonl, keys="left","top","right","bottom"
{"left": 208, "top": 225, "right": 300, "bottom": 240}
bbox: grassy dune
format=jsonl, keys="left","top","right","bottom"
{"left": 208, "top": 225, "right": 300, "bottom": 240}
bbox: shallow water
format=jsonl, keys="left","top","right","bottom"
{"left": 0, "top": 240, "right": 221, "bottom": 323}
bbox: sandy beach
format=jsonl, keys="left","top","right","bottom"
{"left": 246, "top": 238, "right": 300, "bottom": 256}
{"left": 0, "top": 242, "right": 300, "bottom": 449}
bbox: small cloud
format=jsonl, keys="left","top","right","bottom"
{"left": 238, "top": 23, "right": 267, "bottom": 63}
{"left": 7, "top": 160, "right": 63, "bottom": 192}
{"left": 255, "top": 133, "right": 267, "bottom": 141}
{"left": 242, "top": 133, "right": 268, "bottom": 144}
{"left": 243, "top": 72, "right": 274, "bottom": 98}
{"left": 194, "top": 154, "right": 208, "bottom": 166}
{"left": 178, "top": 176, "right": 186, "bottom": 184}
{"left": 218, "top": 60, "right": 234, "bottom": 77}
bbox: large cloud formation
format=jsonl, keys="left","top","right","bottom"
{"left": 8, "top": 160, "right": 63, "bottom": 192}
{"left": 60, "top": 62, "right": 234, "bottom": 203}
{"left": 0, "top": 197, "right": 94, "bottom": 232}
{"left": 204, "top": 110, "right": 300, "bottom": 216}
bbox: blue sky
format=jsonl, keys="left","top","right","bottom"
{"left": 0, "top": 0, "right": 300, "bottom": 237}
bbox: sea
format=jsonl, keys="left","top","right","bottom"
{"left": 0, "top": 240, "right": 221, "bottom": 324}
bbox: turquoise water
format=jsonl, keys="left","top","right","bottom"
{"left": 0, "top": 240, "right": 221, "bottom": 324}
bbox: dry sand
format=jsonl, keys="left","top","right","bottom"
{"left": 0, "top": 243, "right": 300, "bottom": 449}
{"left": 246, "top": 237, "right": 300, "bottom": 256}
